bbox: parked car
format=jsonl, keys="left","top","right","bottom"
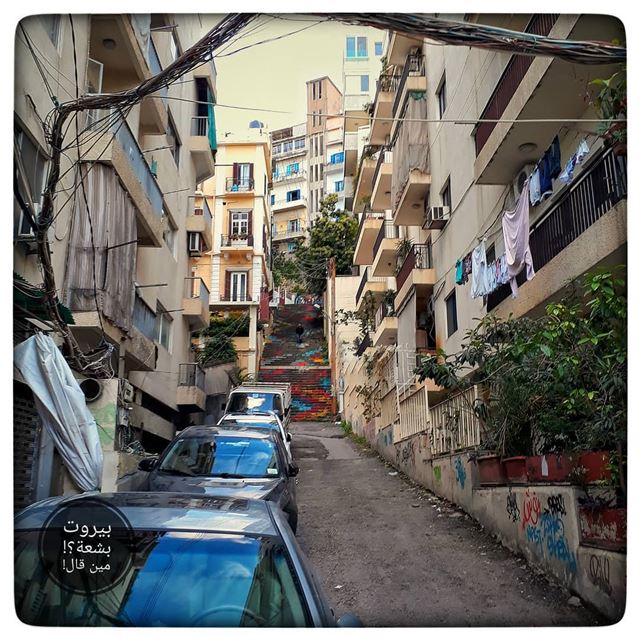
{"left": 226, "top": 382, "right": 292, "bottom": 429}
{"left": 14, "top": 492, "right": 361, "bottom": 626}
{"left": 138, "top": 426, "right": 299, "bottom": 532}
{"left": 217, "top": 411, "right": 292, "bottom": 460}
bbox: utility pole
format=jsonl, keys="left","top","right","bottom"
{"left": 328, "top": 256, "right": 337, "bottom": 417}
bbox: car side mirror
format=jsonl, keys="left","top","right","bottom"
{"left": 286, "top": 433, "right": 292, "bottom": 443}
{"left": 288, "top": 463, "right": 299, "bottom": 477}
{"left": 138, "top": 457, "right": 157, "bottom": 472}
{"left": 337, "top": 613, "right": 362, "bottom": 627}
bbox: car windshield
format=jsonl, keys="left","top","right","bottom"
{"left": 223, "top": 420, "right": 278, "bottom": 432}
{"left": 227, "top": 393, "right": 275, "bottom": 413}
{"left": 158, "top": 435, "right": 280, "bottom": 478}
{"left": 15, "top": 530, "right": 311, "bottom": 626}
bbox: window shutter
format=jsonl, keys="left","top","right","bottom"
{"left": 249, "top": 163, "right": 254, "bottom": 187}
{"left": 247, "top": 210, "right": 253, "bottom": 241}
{"left": 232, "top": 162, "right": 239, "bottom": 182}
{"left": 225, "top": 270, "right": 231, "bottom": 299}
{"left": 228, "top": 211, "right": 233, "bottom": 236}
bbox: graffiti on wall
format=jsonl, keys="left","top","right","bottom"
{"left": 506, "top": 489, "right": 521, "bottom": 523}
{"left": 397, "top": 438, "right": 416, "bottom": 469}
{"left": 433, "top": 466, "right": 442, "bottom": 483}
{"left": 524, "top": 491, "right": 577, "bottom": 574}
{"left": 454, "top": 456, "right": 466, "bottom": 489}
{"left": 589, "top": 554, "right": 612, "bottom": 595}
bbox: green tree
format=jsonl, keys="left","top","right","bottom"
{"left": 292, "top": 194, "right": 358, "bottom": 297}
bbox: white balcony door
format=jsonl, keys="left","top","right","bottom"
{"left": 231, "top": 272, "right": 247, "bottom": 301}
{"left": 231, "top": 211, "right": 249, "bottom": 244}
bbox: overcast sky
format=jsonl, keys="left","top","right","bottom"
{"left": 206, "top": 14, "right": 383, "bottom": 133}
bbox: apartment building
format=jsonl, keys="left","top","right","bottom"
{"left": 13, "top": 14, "right": 217, "bottom": 502}
{"left": 203, "top": 127, "right": 273, "bottom": 376}
{"left": 306, "top": 76, "right": 343, "bottom": 220}
{"left": 344, "top": 14, "right": 626, "bottom": 446}
{"left": 270, "top": 123, "right": 308, "bottom": 255}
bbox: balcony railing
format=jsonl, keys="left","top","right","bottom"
{"left": 193, "top": 198, "right": 212, "bottom": 226}
{"left": 396, "top": 243, "right": 433, "bottom": 291}
{"left": 326, "top": 159, "right": 344, "bottom": 172}
{"left": 184, "top": 276, "right": 209, "bottom": 300}
{"left": 273, "top": 170, "right": 306, "bottom": 183}
{"left": 221, "top": 234, "right": 254, "bottom": 247}
{"left": 375, "top": 300, "right": 395, "bottom": 330}
{"left": 273, "top": 143, "right": 306, "bottom": 158}
{"left": 178, "top": 363, "right": 205, "bottom": 391}
{"left": 355, "top": 333, "right": 372, "bottom": 357}
{"left": 375, "top": 73, "right": 401, "bottom": 101}
{"left": 272, "top": 196, "right": 307, "bottom": 208}
{"left": 430, "top": 386, "right": 482, "bottom": 456}
{"left": 356, "top": 265, "right": 386, "bottom": 305}
{"left": 373, "top": 147, "right": 393, "bottom": 187}
{"left": 474, "top": 14, "right": 559, "bottom": 156}
{"left": 274, "top": 225, "right": 305, "bottom": 240}
{"left": 148, "top": 40, "right": 168, "bottom": 106}
{"left": 392, "top": 52, "right": 426, "bottom": 116}
{"left": 487, "top": 149, "right": 627, "bottom": 311}
{"left": 191, "top": 115, "right": 210, "bottom": 137}
{"left": 373, "top": 221, "right": 400, "bottom": 258}
{"left": 225, "top": 177, "right": 254, "bottom": 192}
{"left": 219, "top": 293, "right": 253, "bottom": 303}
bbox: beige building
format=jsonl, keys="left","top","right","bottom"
{"left": 14, "top": 14, "right": 218, "bottom": 501}
{"left": 343, "top": 14, "right": 626, "bottom": 446}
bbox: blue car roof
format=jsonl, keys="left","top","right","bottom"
{"left": 14, "top": 492, "right": 278, "bottom": 537}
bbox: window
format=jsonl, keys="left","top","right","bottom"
{"left": 319, "top": 135, "right": 323, "bottom": 155}
{"left": 234, "top": 163, "right": 252, "bottom": 189}
{"left": 360, "top": 75, "right": 369, "bottom": 92}
{"left": 229, "top": 271, "right": 248, "bottom": 301}
{"left": 357, "top": 36, "right": 368, "bottom": 57}
{"left": 270, "top": 194, "right": 275, "bottom": 206}
{"left": 319, "top": 163, "right": 323, "bottom": 180}
{"left": 318, "top": 109, "right": 323, "bottom": 126}
{"left": 446, "top": 291, "right": 458, "bottom": 337}
{"left": 286, "top": 189, "right": 301, "bottom": 202}
{"left": 441, "top": 178, "right": 451, "bottom": 209}
{"left": 40, "top": 15, "right": 61, "bottom": 47}
{"left": 273, "top": 143, "right": 281, "bottom": 155}
{"left": 375, "top": 41, "right": 383, "bottom": 56}
{"left": 155, "top": 303, "right": 172, "bottom": 351}
{"left": 335, "top": 180, "right": 344, "bottom": 193}
{"left": 288, "top": 220, "right": 300, "bottom": 232}
{"left": 317, "top": 81, "right": 322, "bottom": 99}
{"left": 286, "top": 162, "right": 299, "bottom": 175}
{"left": 312, "top": 82, "right": 316, "bottom": 100}
{"left": 294, "top": 138, "right": 304, "bottom": 150}
{"left": 330, "top": 152, "right": 344, "bottom": 165}
{"left": 166, "top": 114, "right": 181, "bottom": 167}
{"left": 230, "top": 211, "right": 249, "bottom": 236}
{"left": 346, "top": 36, "right": 356, "bottom": 58}
{"left": 288, "top": 242, "right": 297, "bottom": 253}
{"left": 437, "top": 72, "right": 447, "bottom": 118}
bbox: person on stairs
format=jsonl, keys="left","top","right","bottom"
{"left": 295, "top": 323, "right": 305, "bottom": 344}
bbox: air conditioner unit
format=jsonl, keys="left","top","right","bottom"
{"left": 512, "top": 164, "right": 536, "bottom": 201}
{"left": 188, "top": 231, "right": 203, "bottom": 256}
{"left": 16, "top": 203, "right": 40, "bottom": 239}
{"left": 423, "top": 205, "right": 450, "bottom": 230}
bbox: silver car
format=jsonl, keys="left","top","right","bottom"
{"left": 14, "top": 492, "right": 361, "bottom": 627}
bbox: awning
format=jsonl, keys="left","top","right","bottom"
{"left": 14, "top": 272, "right": 75, "bottom": 325}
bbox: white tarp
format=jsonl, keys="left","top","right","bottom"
{"left": 14, "top": 334, "right": 103, "bottom": 491}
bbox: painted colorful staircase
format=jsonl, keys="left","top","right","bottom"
{"left": 259, "top": 304, "right": 333, "bottom": 421}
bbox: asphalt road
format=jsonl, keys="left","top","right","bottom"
{"left": 290, "top": 421, "right": 604, "bottom": 627}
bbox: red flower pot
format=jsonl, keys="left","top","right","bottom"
{"left": 526, "top": 454, "right": 576, "bottom": 483}
{"left": 578, "top": 451, "right": 612, "bottom": 483}
{"left": 579, "top": 507, "right": 626, "bottom": 551}
{"left": 477, "top": 454, "right": 506, "bottom": 486}
{"left": 502, "top": 456, "right": 528, "bottom": 484}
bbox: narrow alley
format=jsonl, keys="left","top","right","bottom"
{"left": 292, "top": 421, "right": 603, "bottom": 627}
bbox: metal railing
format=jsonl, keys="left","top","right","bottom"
{"left": 178, "top": 363, "right": 205, "bottom": 390}
{"left": 392, "top": 52, "right": 426, "bottom": 116}
{"left": 184, "top": 276, "right": 209, "bottom": 300}
{"left": 219, "top": 292, "right": 253, "bottom": 303}
{"left": 273, "top": 225, "right": 305, "bottom": 240}
{"left": 355, "top": 333, "right": 371, "bottom": 357}
{"left": 272, "top": 195, "right": 307, "bottom": 208}
{"left": 273, "top": 169, "right": 306, "bottom": 183}
{"left": 474, "top": 14, "right": 559, "bottom": 155}
{"left": 396, "top": 243, "right": 432, "bottom": 291}
{"left": 221, "top": 234, "right": 254, "bottom": 247}
{"left": 487, "top": 149, "right": 627, "bottom": 311}
{"left": 430, "top": 386, "right": 482, "bottom": 455}
{"left": 373, "top": 220, "right": 399, "bottom": 258}
{"left": 225, "top": 177, "right": 254, "bottom": 192}
{"left": 273, "top": 143, "right": 306, "bottom": 158}
{"left": 373, "top": 147, "right": 393, "bottom": 187}
{"left": 191, "top": 115, "right": 210, "bottom": 137}
{"left": 395, "top": 385, "right": 429, "bottom": 443}
{"left": 375, "top": 299, "right": 395, "bottom": 330}
{"left": 148, "top": 40, "right": 168, "bottom": 107}
{"left": 192, "top": 198, "right": 212, "bottom": 226}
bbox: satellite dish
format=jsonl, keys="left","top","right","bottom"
{"left": 249, "top": 119, "right": 264, "bottom": 129}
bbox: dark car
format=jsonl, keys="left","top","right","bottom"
{"left": 14, "top": 492, "right": 361, "bottom": 626}
{"left": 137, "top": 426, "right": 299, "bottom": 532}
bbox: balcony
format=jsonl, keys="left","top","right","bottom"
{"left": 474, "top": 14, "right": 623, "bottom": 184}
{"left": 186, "top": 198, "right": 213, "bottom": 251}
{"left": 487, "top": 149, "right": 627, "bottom": 314}
{"left": 82, "top": 108, "right": 163, "bottom": 246}
{"left": 182, "top": 277, "right": 210, "bottom": 330}
{"left": 355, "top": 265, "right": 388, "bottom": 310}
{"left": 353, "top": 155, "right": 377, "bottom": 214}
{"left": 373, "top": 302, "right": 397, "bottom": 346}
{"left": 193, "top": 55, "right": 217, "bottom": 99}
{"left": 354, "top": 210, "right": 384, "bottom": 265}
{"left": 272, "top": 143, "right": 306, "bottom": 160}
{"left": 371, "top": 221, "right": 400, "bottom": 277}
{"left": 386, "top": 31, "right": 424, "bottom": 66}
{"left": 190, "top": 116, "right": 216, "bottom": 183}
{"left": 393, "top": 168, "right": 432, "bottom": 226}
{"left": 224, "top": 176, "right": 255, "bottom": 194}
{"left": 271, "top": 196, "right": 307, "bottom": 213}
{"left": 273, "top": 170, "right": 306, "bottom": 184}
{"left": 395, "top": 244, "right": 436, "bottom": 309}
{"left": 273, "top": 224, "right": 306, "bottom": 241}
{"left": 344, "top": 131, "right": 359, "bottom": 176}
{"left": 390, "top": 53, "right": 426, "bottom": 142}
{"left": 220, "top": 234, "right": 254, "bottom": 248}
{"left": 139, "top": 39, "right": 168, "bottom": 135}
{"left": 177, "top": 363, "right": 206, "bottom": 412}
{"left": 326, "top": 159, "right": 345, "bottom": 173}
{"left": 370, "top": 74, "right": 400, "bottom": 145}
{"left": 216, "top": 293, "right": 255, "bottom": 304}
{"left": 371, "top": 148, "right": 393, "bottom": 211}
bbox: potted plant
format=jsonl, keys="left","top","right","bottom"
{"left": 476, "top": 452, "right": 507, "bottom": 486}
{"left": 502, "top": 456, "right": 528, "bottom": 484}
{"left": 395, "top": 238, "right": 414, "bottom": 274}
{"left": 526, "top": 453, "right": 577, "bottom": 483}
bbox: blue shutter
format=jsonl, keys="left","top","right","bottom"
{"left": 346, "top": 37, "right": 355, "bottom": 58}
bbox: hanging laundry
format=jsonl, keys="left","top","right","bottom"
{"left": 497, "top": 253, "right": 510, "bottom": 286}
{"left": 502, "top": 182, "right": 535, "bottom": 298}
{"left": 538, "top": 152, "right": 553, "bottom": 200}
{"left": 549, "top": 135, "right": 562, "bottom": 179}
{"left": 463, "top": 252, "right": 473, "bottom": 283}
{"left": 486, "top": 260, "right": 498, "bottom": 294}
{"left": 455, "top": 259, "right": 464, "bottom": 285}
{"left": 471, "top": 239, "right": 491, "bottom": 299}
{"left": 575, "top": 139, "right": 590, "bottom": 164}
{"left": 559, "top": 139, "right": 590, "bottom": 184}
{"left": 529, "top": 167, "right": 542, "bottom": 206}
